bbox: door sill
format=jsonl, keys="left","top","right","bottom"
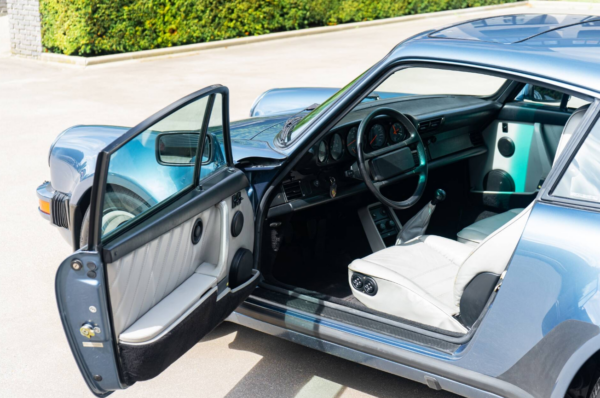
{"left": 254, "top": 281, "right": 494, "bottom": 346}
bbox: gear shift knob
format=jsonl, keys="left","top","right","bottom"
{"left": 432, "top": 189, "right": 446, "bottom": 205}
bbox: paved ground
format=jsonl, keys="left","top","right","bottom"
{"left": 1, "top": 2, "right": 599, "bottom": 397}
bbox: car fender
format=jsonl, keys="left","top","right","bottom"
{"left": 250, "top": 87, "right": 339, "bottom": 117}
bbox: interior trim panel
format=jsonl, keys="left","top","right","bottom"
{"left": 103, "top": 168, "right": 248, "bottom": 263}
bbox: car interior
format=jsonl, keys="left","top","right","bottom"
{"left": 257, "top": 67, "right": 592, "bottom": 339}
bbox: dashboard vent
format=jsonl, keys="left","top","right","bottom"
{"left": 282, "top": 180, "right": 303, "bottom": 201}
{"left": 51, "top": 192, "right": 70, "bottom": 228}
{"left": 470, "top": 132, "right": 484, "bottom": 147}
{"left": 418, "top": 118, "right": 442, "bottom": 133}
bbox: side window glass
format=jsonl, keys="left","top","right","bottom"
{"left": 553, "top": 116, "right": 600, "bottom": 203}
{"left": 101, "top": 93, "right": 224, "bottom": 240}
{"left": 567, "top": 95, "right": 591, "bottom": 111}
{"left": 200, "top": 94, "right": 227, "bottom": 182}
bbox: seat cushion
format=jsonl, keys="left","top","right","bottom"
{"left": 457, "top": 208, "right": 523, "bottom": 246}
{"left": 348, "top": 235, "right": 473, "bottom": 333}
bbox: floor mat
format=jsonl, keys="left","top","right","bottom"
{"left": 271, "top": 203, "right": 372, "bottom": 297}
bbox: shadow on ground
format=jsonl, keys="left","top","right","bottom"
{"left": 204, "top": 322, "right": 458, "bottom": 398}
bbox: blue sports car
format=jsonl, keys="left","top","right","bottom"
{"left": 39, "top": 14, "right": 600, "bottom": 398}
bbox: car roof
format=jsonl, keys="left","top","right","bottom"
{"left": 394, "top": 14, "right": 600, "bottom": 96}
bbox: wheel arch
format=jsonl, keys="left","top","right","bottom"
{"left": 553, "top": 333, "right": 600, "bottom": 398}
{"left": 72, "top": 182, "right": 153, "bottom": 250}
{"left": 72, "top": 187, "right": 92, "bottom": 251}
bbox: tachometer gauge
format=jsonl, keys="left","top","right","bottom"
{"left": 368, "top": 124, "right": 386, "bottom": 150}
{"left": 317, "top": 140, "right": 328, "bottom": 163}
{"left": 347, "top": 127, "right": 358, "bottom": 157}
{"left": 330, "top": 133, "right": 344, "bottom": 160}
{"left": 389, "top": 122, "right": 407, "bottom": 143}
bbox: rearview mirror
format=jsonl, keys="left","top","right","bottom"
{"left": 156, "top": 133, "right": 213, "bottom": 165}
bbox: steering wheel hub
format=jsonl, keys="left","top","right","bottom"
{"left": 356, "top": 108, "right": 428, "bottom": 209}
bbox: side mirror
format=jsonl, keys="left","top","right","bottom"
{"left": 156, "top": 132, "right": 214, "bottom": 166}
{"left": 517, "top": 84, "right": 563, "bottom": 104}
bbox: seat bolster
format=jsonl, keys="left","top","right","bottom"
{"left": 453, "top": 204, "right": 533, "bottom": 306}
{"left": 457, "top": 209, "right": 524, "bottom": 246}
{"left": 349, "top": 262, "right": 467, "bottom": 334}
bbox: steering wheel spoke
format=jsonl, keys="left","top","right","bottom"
{"left": 364, "top": 140, "right": 409, "bottom": 160}
{"left": 356, "top": 107, "right": 428, "bottom": 210}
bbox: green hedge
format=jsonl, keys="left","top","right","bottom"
{"left": 40, "top": 0, "right": 516, "bottom": 56}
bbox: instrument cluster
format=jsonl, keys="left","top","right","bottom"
{"left": 315, "top": 117, "right": 411, "bottom": 165}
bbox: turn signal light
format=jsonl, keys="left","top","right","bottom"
{"left": 39, "top": 199, "right": 50, "bottom": 215}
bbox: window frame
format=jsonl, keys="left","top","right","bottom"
{"left": 540, "top": 99, "right": 600, "bottom": 211}
{"left": 512, "top": 83, "right": 590, "bottom": 113}
{"left": 88, "top": 85, "right": 232, "bottom": 250}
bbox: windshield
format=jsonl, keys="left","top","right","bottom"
{"left": 275, "top": 67, "right": 506, "bottom": 147}
{"left": 275, "top": 72, "right": 366, "bottom": 147}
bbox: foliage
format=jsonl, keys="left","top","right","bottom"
{"left": 40, "top": 0, "right": 516, "bottom": 56}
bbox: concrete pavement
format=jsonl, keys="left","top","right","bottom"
{"left": 1, "top": 2, "right": 599, "bottom": 397}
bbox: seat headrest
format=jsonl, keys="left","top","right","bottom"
{"left": 554, "top": 104, "right": 590, "bottom": 163}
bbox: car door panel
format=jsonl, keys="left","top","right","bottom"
{"left": 109, "top": 187, "right": 254, "bottom": 340}
{"left": 56, "top": 251, "right": 123, "bottom": 396}
{"left": 56, "top": 86, "right": 259, "bottom": 396}
{"left": 468, "top": 101, "right": 572, "bottom": 212}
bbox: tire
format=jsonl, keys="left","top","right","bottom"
{"left": 79, "top": 205, "right": 91, "bottom": 249}
{"left": 590, "top": 377, "right": 600, "bottom": 398}
{"left": 78, "top": 187, "right": 150, "bottom": 248}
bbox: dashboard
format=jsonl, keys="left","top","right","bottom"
{"left": 315, "top": 116, "right": 412, "bottom": 165}
{"left": 268, "top": 95, "right": 502, "bottom": 218}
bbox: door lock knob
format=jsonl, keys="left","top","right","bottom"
{"left": 80, "top": 323, "right": 96, "bottom": 339}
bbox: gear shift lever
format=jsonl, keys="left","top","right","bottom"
{"left": 432, "top": 189, "right": 446, "bottom": 206}
{"left": 396, "top": 189, "right": 446, "bottom": 245}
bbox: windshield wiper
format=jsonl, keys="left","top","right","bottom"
{"left": 281, "top": 115, "right": 305, "bottom": 139}
{"left": 280, "top": 103, "right": 321, "bottom": 139}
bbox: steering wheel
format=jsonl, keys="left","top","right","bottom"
{"left": 356, "top": 108, "right": 428, "bottom": 210}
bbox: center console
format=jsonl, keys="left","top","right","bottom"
{"left": 358, "top": 203, "right": 401, "bottom": 252}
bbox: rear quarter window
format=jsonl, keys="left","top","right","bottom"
{"left": 553, "top": 113, "right": 600, "bottom": 203}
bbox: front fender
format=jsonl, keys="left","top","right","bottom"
{"left": 250, "top": 88, "right": 339, "bottom": 117}
{"left": 50, "top": 125, "right": 129, "bottom": 206}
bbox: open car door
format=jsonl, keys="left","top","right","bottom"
{"left": 55, "top": 85, "right": 258, "bottom": 396}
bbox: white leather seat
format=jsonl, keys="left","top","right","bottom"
{"left": 349, "top": 105, "right": 587, "bottom": 333}
{"left": 457, "top": 208, "right": 523, "bottom": 246}
{"left": 349, "top": 203, "right": 533, "bottom": 333}
{"left": 456, "top": 104, "right": 589, "bottom": 246}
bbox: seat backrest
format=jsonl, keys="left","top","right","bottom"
{"left": 453, "top": 203, "right": 533, "bottom": 305}
{"left": 452, "top": 104, "right": 590, "bottom": 305}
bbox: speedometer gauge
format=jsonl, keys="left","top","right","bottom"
{"left": 389, "top": 122, "right": 407, "bottom": 143}
{"left": 368, "top": 124, "right": 386, "bottom": 150}
{"left": 317, "top": 140, "right": 328, "bottom": 163}
{"left": 330, "top": 133, "right": 344, "bottom": 160}
{"left": 347, "top": 127, "right": 358, "bottom": 157}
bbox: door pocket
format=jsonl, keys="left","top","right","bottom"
{"left": 117, "top": 270, "right": 260, "bottom": 383}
